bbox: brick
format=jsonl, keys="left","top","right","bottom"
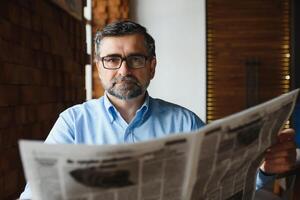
{"left": 0, "top": 1, "right": 10, "bottom": 19}
{"left": 63, "top": 72, "right": 71, "bottom": 87}
{"left": 6, "top": 45, "right": 34, "bottom": 67}
{"left": 14, "top": 106, "right": 27, "bottom": 125}
{"left": 36, "top": 0, "right": 55, "bottom": 21}
{"left": 0, "top": 18, "right": 12, "bottom": 41}
{"left": 20, "top": 67, "right": 43, "bottom": 85}
{"left": 7, "top": 5, "right": 21, "bottom": 25}
{"left": 0, "top": 148, "right": 18, "bottom": 173}
{"left": 19, "top": 124, "right": 32, "bottom": 139}
{"left": 44, "top": 70, "right": 55, "bottom": 86}
{"left": 0, "top": 107, "right": 14, "bottom": 128}
{"left": 18, "top": 67, "right": 43, "bottom": 85}
{"left": 20, "top": 7, "right": 32, "bottom": 30}
{"left": 4, "top": 169, "right": 18, "bottom": 195}
{"left": 28, "top": 67, "right": 42, "bottom": 85}
{"left": 30, "top": 31, "right": 42, "bottom": 50}
{"left": 53, "top": 55, "right": 63, "bottom": 71}
{"left": 41, "top": 35, "right": 52, "bottom": 53}
{"left": 17, "top": 169, "right": 26, "bottom": 194}
{"left": 40, "top": 87, "right": 57, "bottom": 102}
{"left": 40, "top": 120, "right": 54, "bottom": 139}
{"left": 0, "top": 127, "right": 20, "bottom": 149}
{"left": 0, "top": 39, "right": 12, "bottom": 62}
{"left": 19, "top": 28, "right": 32, "bottom": 47}
{"left": 53, "top": 72, "right": 63, "bottom": 87}
{"left": 25, "top": 105, "right": 37, "bottom": 123}
{"left": 34, "top": 51, "right": 45, "bottom": 68}
{"left": 0, "top": 63, "right": 21, "bottom": 84}
{"left": 7, "top": 22, "right": 22, "bottom": 46}
{"left": 31, "top": 15, "right": 42, "bottom": 32}
{"left": 36, "top": 103, "right": 54, "bottom": 121}
{"left": 52, "top": 33, "right": 68, "bottom": 56}
{"left": 42, "top": 19, "right": 55, "bottom": 38}
{"left": 0, "top": 85, "right": 19, "bottom": 106}
{"left": 71, "top": 88, "right": 76, "bottom": 101}
{"left": 20, "top": 85, "right": 41, "bottom": 104}
{"left": 18, "top": 66, "right": 36, "bottom": 85}
{"left": 21, "top": 48, "right": 35, "bottom": 67}
{"left": 30, "top": 123, "right": 43, "bottom": 140}
{"left": 76, "top": 89, "right": 85, "bottom": 102}
{"left": 6, "top": 43, "right": 22, "bottom": 64}
{"left": 42, "top": 53, "right": 53, "bottom": 70}
{"left": 0, "top": 175, "right": 3, "bottom": 198}
{"left": 64, "top": 87, "right": 71, "bottom": 102}
{"left": 17, "top": 0, "right": 35, "bottom": 11}
{"left": 14, "top": 105, "right": 38, "bottom": 125}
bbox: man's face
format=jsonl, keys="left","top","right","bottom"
{"left": 96, "top": 34, "right": 156, "bottom": 100}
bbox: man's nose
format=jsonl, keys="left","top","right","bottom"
{"left": 118, "top": 59, "right": 131, "bottom": 76}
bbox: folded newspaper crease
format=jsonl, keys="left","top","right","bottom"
{"left": 19, "top": 89, "right": 299, "bottom": 200}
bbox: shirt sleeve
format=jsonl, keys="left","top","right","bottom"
{"left": 45, "top": 110, "right": 75, "bottom": 144}
{"left": 256, "top": 169, "right": 276, "bottom": 190}
{"left": 189, "top": 111, "right": 205, "bottom": 131}
{"left": 19, "top": 183, "right": 31, "bottom": 200}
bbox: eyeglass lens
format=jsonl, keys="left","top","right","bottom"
{"left": 102, "top": 55, "right": 147, "bottom": 69}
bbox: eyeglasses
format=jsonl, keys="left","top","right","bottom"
{"left": 100, "top": 55, "right": 149, "bottom": 70}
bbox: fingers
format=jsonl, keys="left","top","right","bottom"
{"left": 262, "top": 161, "right": 295, "bottom": 174}
{"left": 278, "top": 128, "right": 295, "bottom": 143}
{"left": 265, "top": 149, "right": 296, "bottom": 160}
{"left": 266, "top": 141, "right": 296, "bottom": 154}
{"left": 265, "top": 152, "right": 296, "bottom": 164}
{"left": 260, "top": 128, "right": 297, "bottom": 174}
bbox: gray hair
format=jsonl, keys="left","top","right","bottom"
{"left": 94, "top": 20, "right": 156, "bottom": 61}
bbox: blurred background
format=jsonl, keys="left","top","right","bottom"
{"left": 0, "top": 0, "right": 299, "bottom": 199}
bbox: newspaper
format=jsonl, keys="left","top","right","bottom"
{"left": 19, "top": 89, "right": 299, "bottom": 200}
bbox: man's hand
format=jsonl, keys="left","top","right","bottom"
{"left": 260, "top": 128, "right": 297, "bottom": 175}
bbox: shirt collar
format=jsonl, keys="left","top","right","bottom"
{"left": 136, "top": 93, "right": 150, "bottom": 120}
{"left": 103, "top": 93, "right": 116, "bottom": 123}
{"left": 103, "top": 92, "right": 150, "bottom": 123}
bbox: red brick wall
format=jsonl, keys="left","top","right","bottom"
{"left": 0, "top": 0, "right": 86, "bottom": 199}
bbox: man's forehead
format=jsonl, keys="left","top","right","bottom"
{"left": 99, "top": 34, "right": 147, "bottom": 56}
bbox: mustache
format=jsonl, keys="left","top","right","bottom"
{"left": 111, "top": 75, "right": 140, "bottom": 85}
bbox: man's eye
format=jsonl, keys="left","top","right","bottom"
{"left": 105, "top": 57, "right": 120, "bottom": 63}
{"left": 130, "top": 56, "right": 143, "bottom": 62}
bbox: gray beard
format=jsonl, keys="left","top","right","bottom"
{"left": 106, "top": 75, "right": 149, "bottom": 100}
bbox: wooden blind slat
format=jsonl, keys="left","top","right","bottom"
{"left": 206, "top": 0, "right": 291, "bottom": 122}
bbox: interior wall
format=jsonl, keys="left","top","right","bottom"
{"left": 130, "top": 0, "right": 206, "bottom": 121}
{"left": 0, "top": 1, "right": 86, "bottom": 199}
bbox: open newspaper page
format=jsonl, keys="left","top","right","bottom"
{"left": 19, "top": 132, "right": 201, "bottom": 200}
{"left": 185, "top": 89, "right": 299, "bottom": 200}
{"left": 19, "top": 89, "right": 299, "bottom": 200}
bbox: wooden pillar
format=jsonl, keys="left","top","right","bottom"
{"left": 91, "top": 0, "right": 129, "bottom": 98}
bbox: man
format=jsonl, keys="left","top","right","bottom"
{"left": 20, "top": 20, "right": 296, "bottom": 199}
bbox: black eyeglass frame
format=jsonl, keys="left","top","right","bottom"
{"left": 100, "top": 55, "right": 150, "bottom": 70}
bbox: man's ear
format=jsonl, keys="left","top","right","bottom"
{"left": 149, "top": 57, "right": 157, "bottom": 79}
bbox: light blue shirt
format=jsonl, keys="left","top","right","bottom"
{"left": 20, "top": 94, "right": 273, "bottom": 199}
{"left": 46, "top": 94, "right": 204, "bottom": 144}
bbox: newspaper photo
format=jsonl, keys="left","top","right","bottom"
{"left": 19, "top": 89, "right": 299, "bottom": 200}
